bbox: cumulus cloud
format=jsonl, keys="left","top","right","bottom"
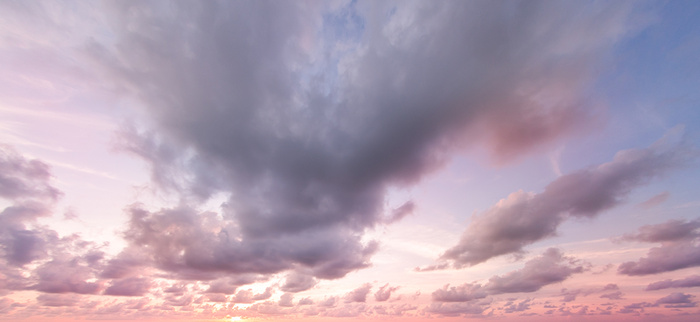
{"left": 345, "top": 283, "right": 372, "bottom": 303}
{"left": 83, "top": 0, "right": 644, "bottom": 284}
{"left": 432, "top": 283, "right": 487, "bottom": 302}
{"left": 104, "top": 277, "right": 152, "bottom": 297}
{"left": 619, "top": 218, "right": 700, "bottom": 275}
{"left": 0, "top": 145, "right": 61, "bottom": 202}
{"left": 646, "top": 275, "right": 700, "bottom": 291}
{"left": 280, "top": 272, "right": 318, "bottom": 293}
{"left": 374, "top": 284, "right": 399, "bottom": 302}
{"left": 654, "top": 292, "right": 697, "bottom": 308}
{"left": 439, "top": 131, "right": 691, "bottom": 267}
{"left": 279, "top": 293, "right": 294, "bottom": 307}
{"left": 432, "top": 248, "right": 586, "bottom": 311}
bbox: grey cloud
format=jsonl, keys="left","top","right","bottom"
{"left": 104, "top": 277, "right": 152, "bottom": 297}
{"left": 204, "top": 275, "right": 259, "bottom": 294}
{"left": 440, "top": 133, "right": 691, "bottom": 267}
{"left": 622, "top": 218, "right": 700, "bottom": 243}
{"left": 654, "top": 292, "right": 697, "bottom": 308}
{"left": 233, "top": 287, "right": 274, "bottom": 304}
{"left": 344, "top": 283, "right": 372, "bottom": 303}
{"left": 112, "top": 204, "right": 377, "bottom": 282}
{"left": 0, "top": 145, "right": 61, "bottom": 202}
{"left": 298, "top": 297, "right": 314, "bottom": 306}
{"left": 432, "top": 283, "right": 487, "bottom": 302}
{"left": 619, "top": 218, "right": 700, "bottom": 275}
{"left": 318, "top": 296, "right": 338, "bottom": 308}
{"left": 618, "top": 243, "right": 700, "bottom": 275}
{"left": 279, "top": 293, "right": 294, "bottom": 307}
{"left": 374, "top": 284, "right": 399, "bottom": 302}
{"left": 646, "top": 275, "right": 700, "bottom": 291}
{"left": 503, "top": 299, "right": 531, "bottom": 313}
{"left": 485, "top": 248, "right": 585, "bottom": 294}
{"left": 433, "top": 248, "right": 585, "bottom": 305}
{"left": 600, "top": 291, "right": 624, "bottom": 300}
{"left": 384, "top": 201, "right": 415, "bottom": 224}
{"left": 88, "top": 0, "right": 643, "bottom": 282}
{"left": 36, "top": 293, "right": 80, "bottom": 307}
{"left": 280, "top": 272, "right": 318, "bottom": 293}
{"left": 33, "top": 259, "right": 102, "bottom": 295}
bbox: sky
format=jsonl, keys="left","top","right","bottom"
{"left": 1, "top": 0, "right": 700, "bottom": 321}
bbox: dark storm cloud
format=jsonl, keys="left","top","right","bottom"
{"left": 432, "top": 248, "right": 586, "bottom": 307}
{"left": 646, "top": 275, "right": 700, "bottom": 291}
{"left": 439, "top": 133, "right": 691, "bottom": 267}
{"left": 85, "top": 0, "right": 642, "bottom": 282}
{"left": 619, "top": 218, "right": 700, "bottom": 275}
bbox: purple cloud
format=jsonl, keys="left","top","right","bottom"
{"left": 432, "top": 248, "right": 586, "bottom": 309}
{"left": 485, "top": 248, "right": 586, "bottom": 294}
{"left": 654, "top": 292, "right": 697, "bottom": 308}
{"left": 646, "top": 275, "right": 700, "bottom": 291}
{"left": 0, "top": 145, "right": 61, "bottom": 202}
{"left": 374, "top": 284, "right": 399, "bottom": 302}
{"left": 83, "top": 0, "right": 644, "bottom": 286}
{"left": 280, "top": 272, "right": 318, "bottom": 293}
{"left": 344, "top": 283, "right": 372, "bottom": 303}
{"left": 432, "top": 283, "right": 487, "bottom": 302}
{"left": 440, "top": 132, "right": 691, "bottom": 267}
{"left": 619, "top": 218, "right": 700, "bottom": 275}
{"left": 104, "top": 277, "right": 152, "bottom": 297}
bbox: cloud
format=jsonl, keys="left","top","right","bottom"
{"left": 654, "top": 292, "right": 697, "bottom": 308}
{"left": 637, "top": 191, "right": 670, "bottom": 209}
{"left": 104, "top": 277, "right": 152, "bottom": 297}
{"left": 439, "top": 131, "right": 691, "bottom": 267}
{"left": 86, "top": 0, "right": 643, "bottom": 284}
{"left": 485, "top": 248, "right": 586, "bottom": 294}
{"left": 619, "top": 218, "right": 700, "bottom": 275}
{"left": 503, "top": 299, "right": 531, "bottom": 313}
{"left": 432, "top": 248, "right": 586, "bottom": 309}
{"left": 432, "top": 283, "right": 487, "bottom": 302}
{"left": 279, "top": 293, "right": 294, "bottom": 307}
{"left": 109, "top": 204, "right": 378, "bottom": 282}
{"left": 345, "top": 283, "right": 372, "bottom": 303}
{"left": 233, "top": 287, "right": 274, "bottom": 304}
{"left": 0, "top": 145, "right": 61, "bottom": 202}
{"left": 374, "top": 284, "right": 399, "bottom": 302}
{"left": 36, "top": 293, "right": 80, "bottom": 307}
{"left": 280, "top": 272, "right": 318, "bottom": 293}
{"left": 622, "top": 218, "right": 700, "bottom": 243}
{"left": 646, "top": 275, "right": 700, "bottom": 291}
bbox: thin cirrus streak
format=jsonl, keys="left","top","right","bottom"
{"left": 0, "top": 0, "right": 700, "bottom": 321}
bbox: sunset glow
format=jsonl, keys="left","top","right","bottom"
{"left": 1, "top": 1, "right": 700, "bottom": 321}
